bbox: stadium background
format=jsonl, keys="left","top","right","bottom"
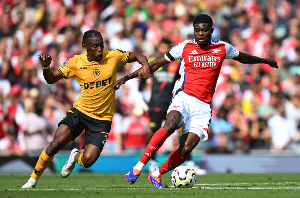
{"left": 0, "top": 0, "right": 300, "bottom": 174}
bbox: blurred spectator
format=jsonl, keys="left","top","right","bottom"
{"left": 0, "top": 121, "right": 25, "bottom": 156}
{"left": 208, "top": 107, "right": 234, "bottom": 153}
{"left": 22, "top": 97, "right": 51, "bottom": 155}
{"left": 228, "top": 104, "right": 250, "bottom": 153}
{"left": 285, "top": 94, "right": 300, "bottom": 127}
{"left": 123, "top": 96, "right": 150, "bottom": 154}
{"left": 258, "top": 92, "right": 281, "bottom": 120}
{"left": 0, "top": 92, "right": 5, "bottom": 139}
{"left": 248, "top": 105, "right": 270, "bottom": 150}
{"left": 104, "top": 98, "right": 126, "bottom": 155}
{"left": 267, "top": 103, "right": 298, "bottom": 153}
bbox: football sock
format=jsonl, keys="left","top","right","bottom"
{"left": 138, "top": 128, "right": 170, "bottom": 169}
{"left": 150, "top": 170, "right": 162, "bottom": 180}
{"left": 75, "top": 153, "right": 85, "bottom": 167}
{"left": 133, "top": 162, "right": 144, "bottom": 173}
{"left": 158, "top": 149, "right": 188, "bottom": 175}
{"left": 31, "top": 149, "right": 54, "bottom": 180}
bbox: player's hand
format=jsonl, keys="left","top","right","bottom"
{"left": 113, "top": 78, "right": 126, "bottom": 90}
{"left": 267, "top": 58, "right": 279, "bottom": 69}
{"left": 38, "top": 53, "right": 52, "bottom": 68}
{"left": 138, "top": 65, "right": 151, "bottom": 80}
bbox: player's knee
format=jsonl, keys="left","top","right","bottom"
{"left": 179, "top": 142, "right": 195, "bottom": 158}
{"left": 164, "top": 118, "right": 180, "bottom": 132}
{"left": 180, "top": 146, "right": 193, "bottom": 158}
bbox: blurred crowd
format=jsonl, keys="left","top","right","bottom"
{"left": 0, "top": 0, "right": 300, "bottom": 156}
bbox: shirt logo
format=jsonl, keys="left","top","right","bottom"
{"left": 212, "top": 49, "right": 221, "bottom": 53}
{"left": 190, "top": 50, "right": 198, "bottom": 55}
{"left": 93, "top": 69, "right": 100, "bottom": 76}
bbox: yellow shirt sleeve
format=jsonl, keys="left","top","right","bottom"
{"left": 58, "top": 55, "right": 78, "bottom": 78}
{"left": 113, "top": 49, "right": 129, "bottom": 66}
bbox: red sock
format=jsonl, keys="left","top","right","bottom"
{"left": 139, "top": 128, "right": 170, "bottom": 164}
{"left": 158, "top": 149, "right": 187, "bottom": 175}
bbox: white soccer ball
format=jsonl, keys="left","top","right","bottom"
{"left": 171, "top": 165, "right": 197, "bottom": 188}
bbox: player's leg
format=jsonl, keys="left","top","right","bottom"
{"left": 125, "top": 110, "right": 181, "bottom": 184}
{"left": 149, "top": 110, "right": 166, "bottom": 172}
{"left": 68, "top": 118, "right": 110, "bottom": 170}
{"left": 61, "top": 134, "right": 106, "bottom": 177}
{"left": 148, "top": 132, "right": 200, "bottom": 188}
{"left": 147, "top": 91, "right": 211, "bottom": 188}
{"left": 22, "top": 124, "right": 74, "bottom": 188}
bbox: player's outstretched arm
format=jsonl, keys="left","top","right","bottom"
{"left": 39, "top": 53, "right": 63, "bottom": 84}
{"left": 113, "top": 56, "right": 169, "bottom": 90}
{"left": 127, "top": 52, "right": 151, "bottom": 80}
{"left": 233, "top": 52, "right": 279, "bottom": 68}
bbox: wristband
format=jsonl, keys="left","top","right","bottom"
{"left": 124, "top": 75, "right": 130, "bottom": 82}
{"left": 43, "top": 66, "right": 50, "bottom": 70}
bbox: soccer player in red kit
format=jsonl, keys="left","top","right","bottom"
{"left": 114, "top": 14, "right": 278, "bottom": 188}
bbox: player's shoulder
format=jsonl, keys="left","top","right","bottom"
{"left": 211, "top": 39, "right": 228, "bottom": 45}
{"left": 107, "top": 49, "right": 128, "bottom": 56}
{"left": 172, "top": 39, "right": 196, "bottom": 49}
{"left": 62, "top": 53, "right": 83, "bottom": 66}
{"left": 211, "top": 39, "right": 237, "bottom": 52}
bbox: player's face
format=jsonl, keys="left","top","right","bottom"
{"left": 158, "top": 43, "right": 170, "bottom": 55}
{"left": 193, "top": 23, "right": 214, "bottom": 46}
{"left": 84, "top": 36, "right": 104, "bottom": 62}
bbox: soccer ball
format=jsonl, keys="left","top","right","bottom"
{"left": 171, "top": 165, "right": 197, "bottom": 188}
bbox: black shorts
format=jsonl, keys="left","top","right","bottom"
{"left": 58, "top": 108, "right": 112, "bottom": 151}
{"left": 149, "top": 110, "right": 167, "bottom": 133}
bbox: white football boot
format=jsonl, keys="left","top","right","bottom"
{"left": 61, "top": 148, "right": 80, "bottom": 178}
{"left": 186, "top": 160, "right": 207, "bottom": 175}
{"left": 22, "top": 177, "right": 37, "bottom": 189}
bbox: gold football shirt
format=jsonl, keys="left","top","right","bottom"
{"left": 58, "top": 50, "right": 129, "bottom": 121}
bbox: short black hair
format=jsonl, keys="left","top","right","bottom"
{"left": 193, "top": 14, "right": 213, "bottom": 27}
{"left": 82, "top": 30, "right": 103, "bottom": 46}
{"left": 160, "top": 38, "right": 172, "bottom": 46}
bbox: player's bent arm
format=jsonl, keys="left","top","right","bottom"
{"left": 39, "top": 53, "right": 64, "bottom": 84}
{"left": 127, "top": 52, "right": 151, "bottom": 79}
{"left": 149, "top": 56, "right": 169, "bottom": 71}
{"left": 113, "top": 56, "right": 168, "bottom": 90}
{"left": 43, "top": 69, "right": 64, "bottom": 84}
{"left": 126, "top": 56, "right": 168, "bottom": 80}
{"left": 234, "top": 52, "right": 278, "bottom": 68}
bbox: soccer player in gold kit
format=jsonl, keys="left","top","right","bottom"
{"left": 22, "top": 30, "right": 151, "bottom": 188}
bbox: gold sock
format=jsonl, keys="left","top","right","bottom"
{"left": 31, "top": 149, "right": 54, "bottom": 180}
{"left": 75, "top": 153, "right": 85, "bottom": 167}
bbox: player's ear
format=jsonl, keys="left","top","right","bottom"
{"left": 82, "top": 43, "right": 87, "bottom": 51}
{"left": 211, "top": 27, "right": 214, "bottom": 34}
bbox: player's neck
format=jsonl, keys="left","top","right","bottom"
{"left": 86, "top": 54, "right": 99, "bottom": 62}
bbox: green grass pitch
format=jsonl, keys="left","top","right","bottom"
{"left": 1, "top": 173, "right": 300, "bottom": 198}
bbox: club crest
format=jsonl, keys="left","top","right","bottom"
{"left": 93, "top": 69, "right": 100, "bottom": 76}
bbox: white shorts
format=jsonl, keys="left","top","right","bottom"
{"left": 167, "top": 91, "right": 211, "bottom": 141}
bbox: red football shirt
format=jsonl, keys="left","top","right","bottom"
{"left": 164, "top": 39, "right": 239, "bottom": 104}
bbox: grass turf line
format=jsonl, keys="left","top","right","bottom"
{"left": 0, "top": 173, "right": 300, "bottom": 198}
